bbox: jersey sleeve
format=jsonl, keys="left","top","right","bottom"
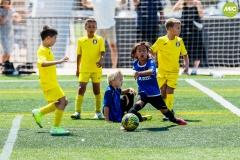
{"left": 147, "top": 59, "right": 156, "bottom": 75}
{"left": 37, "top": 50, "right": 47, "bottom": 67}
{"left": 99, "top": 37, "right": 105, "bottom": 53}
{"left": 103, "top": 89, "right": 113, "bottom": 108}
{"left": 151, "top": 38, "right": 161, "bottom": 53}
{"left": 76, "top": 39, "right": 82, "bottom": 55}
{"left": 180, "top": 39, "right": 188, "bottom": 55}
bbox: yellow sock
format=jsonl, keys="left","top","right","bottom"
{"left": 40, "top": 102, "right": 56, "bottom": 115}
{"left": 94, "top": 94, "right": 101, "bottom": 112}
{"left": 53, "top": 109, "right": 64, "bottom": 127}
{"left": 75, "top": 95, "right": 84, "bottom": 112}
{"left": 166, "top": 94, "right": 174, "bottom": 111}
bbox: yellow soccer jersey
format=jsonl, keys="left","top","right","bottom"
{"left": 77, "top": 35, "right": 105, "bottom": 72}
{"left": 151, "top": 35, "right": 187, "bottom": 73}
{"left": 37, "top": 45, "right": 58, "bottom": 91}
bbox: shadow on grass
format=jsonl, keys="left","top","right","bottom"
{"left": 36, "top": 131, "right": 75, "bottom": 137}
{"left": 184, "top": 119, "right": 202, "bottom": 122}
{"left": 140, "top": 125, "right": 176, "bottom": 132}
{"left": 71, "top": 118, "right": 105, "bottom": 120}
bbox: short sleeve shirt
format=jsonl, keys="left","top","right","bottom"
{"left": 37, "top": 45, "right": 58, "bottom": 91}
{"left": 89, "top": 0, "right": 120, "bottom": 29}
{"left": 76, "top": 35, "right": 105, "bottom": 72}
{"left": 103, "top": 85, "right": 122, "bottom": 122}
{"left": 133, "top": 58, "right": 160, "bottom": 96}
{"left": 151, "top": 35, "right": 187, "bottom": 74}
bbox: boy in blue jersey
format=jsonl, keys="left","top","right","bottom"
{"left": 102, "top": 69, "right": 152, "bottom": 122}
{"left": 127, "top": 41, "right": 186, "bottom": 125}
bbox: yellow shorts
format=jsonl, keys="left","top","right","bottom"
{"left": 157, "top": 73, "right": 178, "bottom": 89}
{"left": 43, "top": 85, "right": 65, "bottom": 103}
{"left": 79, "top": 72, "right": 102, "bottom": 83}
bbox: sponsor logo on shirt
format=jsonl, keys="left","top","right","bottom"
{"left": 93, "top": 39, "right": 98, "bottom": 44}
{"left": 138, "top": 76, "right": 152, "bottom": 81}
{"left": 176, "top": 42, "right": 180, "bottom": 47}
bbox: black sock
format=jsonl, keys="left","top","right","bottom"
{"left": 128, "top": 104, "right": 143, "bottom": 122}
{"left": 163, "top": 110, "right": 177, "bottom": 123}
{"left": 126, "top": 93, "right": 134, "bottom": 109}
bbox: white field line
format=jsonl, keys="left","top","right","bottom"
{"left": 185, "top": 79, "right": 240, "bottom": 116}
{"left": 0, "top": 116, "right": 23, "bottom": 160}
{"left": 0, "top": 78, "right": 240, "bottom": 83}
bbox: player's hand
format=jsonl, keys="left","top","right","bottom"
{"left": 129, "top": 88, "right": 136, "bottom": 96}
{"left": 183, "top": 65, "right": 189, "bottom": 73}
{"left": 96, "top": 59, "right": 103, "bottom": 68}
{"left": 58, "top": 56, "right": 69, "bottom": 64}
{"left": 76, "top": 69, "right": 79, "bottom": 77}
{"left": 133, "top": 71, "right": 140, "bottom": 80}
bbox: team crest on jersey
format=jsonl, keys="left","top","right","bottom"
{"left": 176, "top": 42, "right": 180, "bottom": 47}
{"left": 93, "top": 39, "right": 98, "bottom": 44}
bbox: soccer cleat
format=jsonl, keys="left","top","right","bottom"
{"left": 71, "top": 112, "right": 81, "bottom": 119}
{"left": 163, "top": 115, "right": 169, "bottom": 121}
{"left": 175, "top": 118, "right": 187, "bottom": 125}
{"left": 50, "top": 127, "right": 70, "bottom": 136}
{"left": 142, "top": 115, "right": 152, "bottom": 121}
{"left": 93, "top": 112, "right": 102, "bottom": 119}
{"left": 32, "top": 109, "right": 43, "bottom": 128}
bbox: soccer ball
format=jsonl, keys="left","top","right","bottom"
{"left": 121, "top": 113, "right": 139, "bottom": 131}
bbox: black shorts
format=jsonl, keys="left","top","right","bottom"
{"left": 137, "top": 92, "right": 167, "bottom": 110}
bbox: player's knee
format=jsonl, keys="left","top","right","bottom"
{"left": 136, "top": 100, "right": 144, "bottom": 106}
{"left": 78, "top": 87, "right": 86, "bottom": 95}
{"left": 126, "top": 93, "right": 134, "bottom": 107}
{"left": 61, "top": 97, "right": 68, "bottom": 106}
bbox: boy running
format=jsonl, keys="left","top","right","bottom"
{"left": 32, "top": 25, "right": 70, "bottom": 136}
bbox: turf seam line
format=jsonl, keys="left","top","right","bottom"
{"left": 185, "top": 79, "right": 240, "bottom": 116}
{"left": 0, "top": 116, "right": 23, "bottom": 160}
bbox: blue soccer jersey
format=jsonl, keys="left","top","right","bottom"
{"left": 102, "top": 85, "right": 122, "bottom": 122}
{"left": 133, "top": 58, "right": 161, "bottom": 97}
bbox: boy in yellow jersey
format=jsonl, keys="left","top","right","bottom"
{"left": 151, "top": 18, "right": 189, "bottom": 120}
{"left": 32, "top": 25, "right": 70, "bottom": 136}
{"left": 71, "top": 18, "right": 105, "bottom": 119}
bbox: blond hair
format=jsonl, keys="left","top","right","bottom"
{"left": 165, "top": 18, "right": 181, "bottom": 30}
{"left": 107, "top": 69, "right": 123, "bottom": 85}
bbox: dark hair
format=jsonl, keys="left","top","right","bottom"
{"left": 165, "top": 18, "right": 181, "bottom": 30}
{"left": 0, "top": 0, "right": 11, "bottom": 8}
{"left": 130, "top": 41, "right": 152, "bottom": 60}
{"left": 40, "top": 25, "right": 58, "bottom": 41}
{"left": 85, "top": 18, "right": 97, "bottom": 26}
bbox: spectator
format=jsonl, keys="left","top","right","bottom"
{"left": 133, "top": 0, "right": 164, "bottom": 45}
{"left": 82, "top": 0, "right": 126, "bottom": 68}
{"left": 173, "top": 0, "right": 205, "bottom": 75}
{"left": 0, "top": 0, "right": 21, "bottom": 64}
